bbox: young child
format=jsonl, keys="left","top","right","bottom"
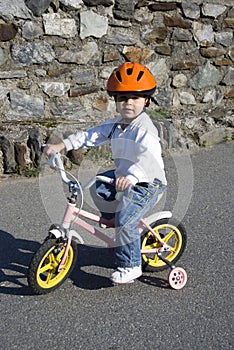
{"left": 44, "top": 62, "right": 167, "bottom": 284}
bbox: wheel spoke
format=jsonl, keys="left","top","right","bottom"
{"left": 46, "top": 270, "right": 54, "bottom": 283}
{"left": 39, "top": 262, "right": 53, "bottom": 274}
{"left": 55, "top": 247, "right": 65, "bottom": 263}
{"left": 39, "top": 252, "right": 58, "bottom": 274}
{"left": 169, "top": 246, "right": 177, "bottom": 253}
{"left": 49, "top": 252, "right": 57, "bottom": 264}
{"left": 162, "top": 229, "right": 175, "bottom": 243}
{"left": 144, "top": 242, "right": 157, "bottom": 250}
{"left": 152, "top": 255, "right": 159, "bottom": 263}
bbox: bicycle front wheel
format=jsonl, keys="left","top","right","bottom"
{"left": 28, "top": 238, "right": 78, "bottom": 294}
{"left": 141, "top": 218, "right": 187, "bottom": 272}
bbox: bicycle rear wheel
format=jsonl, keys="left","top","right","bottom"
{"left": 141, "top": 218, "right": 187, "bottom": 272}
{"left": 28, "top": 238, "right": 78, "bottom": 294}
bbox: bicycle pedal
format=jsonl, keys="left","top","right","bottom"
{"left": 99, "top": 223, "right": 108, "bottom": 228}
{"left": 99, "top": 218, "right": 115, "bottom": 228}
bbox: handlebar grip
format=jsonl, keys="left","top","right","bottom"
{"left": 96, "top": 175, "right": 115, "bottom": 185}
{"left": 41, "top": 144, "right": 46, "bottom": 153}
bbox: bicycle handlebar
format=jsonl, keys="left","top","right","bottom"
{"left": 51, "top": 151, "right": 75, "bottom": 185}
{"left": 42, "top": 145, "right": 115, "bottom": 189}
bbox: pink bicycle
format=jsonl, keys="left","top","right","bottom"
{"left": 27, "top": 151, "right": 187, "bottom": 294}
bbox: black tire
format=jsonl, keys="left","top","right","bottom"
{"left": 141, "top": 218, "right": 187, "bottom": 272}
{"left": 27, "top": 238, "right": 78, "bottom": 295}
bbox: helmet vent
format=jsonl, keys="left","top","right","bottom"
{"left": 116, "top": 71, "right": 122, "bottom": 82}
{"left": 137, "top": 71, "right": 144, "bottom": 81}
{"left": 126, "top": 68, "right": 133, "bottom": 75}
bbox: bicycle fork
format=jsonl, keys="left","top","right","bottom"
{"left": 57, "top": 236, "right": 72, "bottom": 272}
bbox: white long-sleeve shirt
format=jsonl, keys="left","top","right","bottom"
{"left": 63, "top": 112, "right": 167, "bottom": 185}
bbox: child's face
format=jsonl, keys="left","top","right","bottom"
{"left": 116, "top": 94, "right": 147, "bottom": 121}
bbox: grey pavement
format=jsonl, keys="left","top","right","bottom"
{"left": 0, "top": 142, "right": 233, "bottom": 350}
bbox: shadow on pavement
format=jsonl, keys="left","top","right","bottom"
{"left": 0, "top": 229, "right": 40, "bottom": 295}
{"left": 70, "top": 244, "right": 115, "bottom": 290}
{"left": 0, "top": 230, "right": 170, "bottom": 294}
{"left": 70, "top": 244, "right": 170, "bottom": 290}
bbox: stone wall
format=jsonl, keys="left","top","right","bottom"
{"left": 0, "top": 0, "right": 233, "bottom": 175}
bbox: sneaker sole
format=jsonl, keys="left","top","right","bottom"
{"left": 111, "top": 279, "right": 135, "bottom": 285}
{"left": 111, "top": 273, "right": 142, "bottom": 285}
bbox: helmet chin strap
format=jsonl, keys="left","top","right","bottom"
{"left": 145, "top": 97, "right": 150, "bottom": 107}
{"left": 150, "top": 96, "right": 157, "bottom": 105}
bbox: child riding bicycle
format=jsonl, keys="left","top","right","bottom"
{"left": 44, "top": 62, "right": 167, "bottom": 284}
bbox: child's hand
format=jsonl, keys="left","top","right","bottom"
{"left": 115, "top": 176, "right": 132, "bottom": 192}
{"left": 44, "top": 142, "right": 65, "bottom": 156}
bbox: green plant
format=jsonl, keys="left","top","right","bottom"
{"left": 223, "top": 133, "right": 234, "bottom": 142}
{"left": 24, "top": 163, "right": 41, "bottom": 178}
{"left": 40, "top": 116, "right": 58, "bottom": 128}
{"left": 193, "top": 132, "right": 200, "bottom": 145}
{"left": 150, "top": 109, "right": 172, "bottom": 120}
{"left": 84, "top": 145, "right": 113, "bottom": 163}
{"left": 15, "top": 164, "right": 22, "bottom": 175}
{"left": 201, "top": 140, "right": 207, "bottom": 148}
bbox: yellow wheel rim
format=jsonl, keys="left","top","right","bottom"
{"left": 36, "top": 243, "right": 74, "bottom": 289}
{"left": 142, "top": 224, "right": 183, "bottom": 268}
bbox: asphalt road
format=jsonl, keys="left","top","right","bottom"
{"left": 0, "top": 142, "right": 233, "bottom": 350}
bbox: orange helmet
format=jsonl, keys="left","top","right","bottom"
{"left": 107, "top": 62, "right": 156, "bottom": 96}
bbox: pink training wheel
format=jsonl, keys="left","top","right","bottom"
{"left": 168, "top": 267, "right": 187, "bottom": 290}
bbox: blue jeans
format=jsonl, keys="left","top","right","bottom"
{"left": 95, "top": 170, "right": 166, "bottom": 268}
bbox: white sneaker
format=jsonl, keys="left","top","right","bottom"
{"left": 111, "top": 266, "right": 142, "bottom": 284}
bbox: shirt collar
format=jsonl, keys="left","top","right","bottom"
{"left": 117, "top": 111, "right": 147, "bottom": 129}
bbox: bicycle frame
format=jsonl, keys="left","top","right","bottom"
{"left": 50, "top": 200, "right": 172, "bottom": 272}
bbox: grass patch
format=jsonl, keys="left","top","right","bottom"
{"left": 150, "top": 109, "right": 172, "bottom": 120}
